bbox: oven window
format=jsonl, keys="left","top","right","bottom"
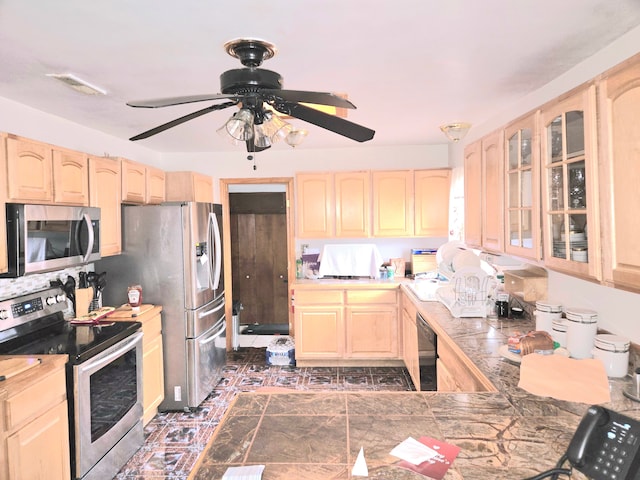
{"left": 89, "top": 346, "right": 138, "bottom": 442}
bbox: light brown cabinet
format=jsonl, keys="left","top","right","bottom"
{"left": 52, "top": 146, "right": 89, "bottom": 205}
{"left": 89, "top": 156, "right": 122, "bottom": 256}
{"left": 0, "top": 136, "right": 7, "bottom": 274}
{"left": 145, "top": 165, "right": 166, "bottom": 204}
{"left": 464, "top": 140, "right": 482, "bottom": 247}
{"left": 294, "top": 287, "right": 400, "bottom": 365}
{"left": 481, "top": 130, "right": 505, "bottom": 252}
{"left": 372, "top": 170, "right": 414, "bottom": 237}
{"left": 335, "top": 171, "right": 370, "bottom": 237}
{"left": 4, "top": 134, "right": 54, "bottom": 203}
{"left": 504, "top": 112, "right": 541, "bottom": 260}
{"left": 165, "top": 171, "right": 213, "bottom": 203}
{"left": 436, "top": 333, "right": 494, "bottom": 392}
{"left": 345, "top": 289, "right": 398, "bottom": 358}
{"left": 540, "top": 84, "right": 601, "bottom": 281}
{"left": 414, "top": 169, "right": 451, "bottom": 237}
{"left": 294, "top": 289, "right": 343, "bottom": 361}
{"left": 295, "top": 172, "right": 335, "bottom": 238}
{"left": 401, "top": 290, "right": 420, "bottom": 389}
{"left": 121, "top": 158, "right": 165, "bottom": 205}
{"left": 0, "top": 356, "right": 70, "bottom": 480}
{"left": 598, "top": 55, "right": 640, "bottom": 292}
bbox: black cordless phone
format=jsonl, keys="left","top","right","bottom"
{"left": 566, "top": 405, "right": 640, "bottom": 479}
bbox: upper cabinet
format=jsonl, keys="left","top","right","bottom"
{"left": 597, "top": 55, "right": 640, "bottom": 291}
{"left": 52, "top": 146, "right": 89, "bottom": 205}
{"left": 464, "top": 141, "right": 482, "bottom": 247}
{"left": 334, "top": 171, "right": 370, "bottom": 237}
{"left": 296, "top": 172, "right": 335, "bottom": 238}
{"left": 121, "top": 158, "right": 166, "bottom": 205}
{"left": 5, "top": 135, "right": 54, "bottom": 203}
{"left": 540, "top": 85, "right": 600, "bottom": 281}
{"left": 372, "top": 170, "right": 414, "bottom": 237}
{"left": 481, "top": 130, "right": 505, "bottom": 252}
{"left": 414, "top": 169, "right": 451, "bottom": 237}
{"left": 89, "top": 156, "right": 122, "bottom": 257}
{"left": 504, "top": 112, "right": 541, "bottom": 260}
{"left": 165, "top": 171, "right": 214, "bottom": 203}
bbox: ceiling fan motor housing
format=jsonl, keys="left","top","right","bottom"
{"left": 220, "top": 68, "right": 283, "bottom": 94}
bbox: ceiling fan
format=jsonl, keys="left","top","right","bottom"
{"left": 127, "top": 38, "right": 376, "bottom": 152}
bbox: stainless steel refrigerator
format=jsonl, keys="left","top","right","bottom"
{"left": 98, "top": 202, "right": 225, "bottom": 411}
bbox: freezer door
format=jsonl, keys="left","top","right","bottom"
{"left": 186, "top": 316, "right": 226, "bottom": 408}
{"left": 186, "top": 295, "right": 225, "bottom": 338}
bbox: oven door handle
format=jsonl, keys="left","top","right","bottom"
{"left": 78, "top": 331, "right": 143, "bottom": 375}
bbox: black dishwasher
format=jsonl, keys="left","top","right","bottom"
{"left": 417, "top": 313, "right": 438, "bottom": 390}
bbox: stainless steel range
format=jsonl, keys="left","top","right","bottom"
{"left": 0, "top": 286, "right": 143, "bottom": 480}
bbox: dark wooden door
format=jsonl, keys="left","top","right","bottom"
{"left": 230, "top": 193, "right": 288, "bottom": 326}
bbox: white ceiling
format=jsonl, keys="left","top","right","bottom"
{"left": 1, "top": 0, "right": 640, "bottom": 153}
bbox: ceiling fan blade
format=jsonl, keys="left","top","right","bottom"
{"left": 127, "top": 93, "right": 238, "bottom": 108}
{"left": 129, "top": 101, "right": 237, "bottom": 141}
{"left": 263, "top": 90, "right": 356, "bottom": 109}
{"left": 274, "top": 102, "right": 375, "bottom": 142}
{"left": 245, "top": 139, "right": 271, "bottom": 153}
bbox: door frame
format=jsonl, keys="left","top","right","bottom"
{"left": 220, "top": 177, "right": 295, "bottom": 350}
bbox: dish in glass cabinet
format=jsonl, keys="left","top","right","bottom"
{"left": 498, "top": 345, "right": 570, "bottom": 364}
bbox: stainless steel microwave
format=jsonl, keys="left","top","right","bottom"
{"left": 2, "top": 203, "right": 101, "bottom": 277}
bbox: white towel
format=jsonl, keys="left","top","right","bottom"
{"left": 318, "top": 244, "right": 383, "bottom": 278}
{"left": 27, "top": 237, "right": 48, "bottom": 262}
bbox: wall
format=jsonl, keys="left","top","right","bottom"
{"left": 449, "top": 25, "right": 640, "bottom": 344}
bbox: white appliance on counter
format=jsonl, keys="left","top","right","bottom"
{"left": 318, "top": 244, "right": 383, "bottom": 278}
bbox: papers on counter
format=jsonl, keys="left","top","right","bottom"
{"left": 390, "top": 436, "right": 460, "bottom": 480}
{"left": 221, "top": 465, "right": 265, "bottom": 479}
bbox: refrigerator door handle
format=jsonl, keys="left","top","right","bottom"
{"left": 198, "top": 299, "right": 226, "bottom": 319}
{"left": 199, "top": 319, "right": 226, "bottom": 346}
{"left": 209, "top": 212, "right": 222, "bottom": 291}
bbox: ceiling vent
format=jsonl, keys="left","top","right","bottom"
{"left": 45, "top": 73, "right": 107, "bottom": 96}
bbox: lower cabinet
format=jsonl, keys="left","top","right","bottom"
{"left": 436, "top": 333, "right": 495, "bottom": 392}
{"left": 294, "top": 287, "right": 400, "bottom": 365}
{"left": 401, "top": 290, "right": 420, "bottom": 389}
{"left": 0, "top": 356, "right": 70, "bottom": 480}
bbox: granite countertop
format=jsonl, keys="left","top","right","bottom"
{"left": 191, "top": 279, "right": 640, "bottom": 479}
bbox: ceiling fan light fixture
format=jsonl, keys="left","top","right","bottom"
{"left": 440, "top": 122, "right": 472, "bottom": 142}
{"left": 285, "top": 128, "right": 308, "bottom": 148}
{"left": 225, "top": 109, "right": 254, "bottom": 141}
{"left": 254, "top": 123, "right": 272, "bottom": 148}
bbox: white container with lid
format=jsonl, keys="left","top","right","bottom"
{"left": 565, "top": 307, "right": 598, "bottom": 359}
{"left": 534, "top": 300, "right": 562, "bottom": 333}
{"left": 551, "top": 318, "right": 568, "bottom": 348}
{"left": 592, "top": 334, "right": 630, "bottom": 378}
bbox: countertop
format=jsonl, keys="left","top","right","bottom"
{"left": 189, "top": 278, "right": 640, "bottom": 479}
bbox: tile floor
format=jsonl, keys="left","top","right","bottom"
{"left": 115, "top": 336, "right": 416, "bottom": 479}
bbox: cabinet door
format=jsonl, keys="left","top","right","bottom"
{"left": 372, "top": 170, "right": 414, "bottom": 237}
{"left": 481, "top": 130, "right": 504, "bottom": 251}
{"left": 540, "top": 85, "right": 600, "bottom": 281}
{"left": 345, "top": 306, "right": 398, "bottom": 358}
{"left": 5, "top": 135, "right": 53, "bottom": 202}
{"left": 335, "top": 171, "right": 370, "bottom": 237}
{"left": 165, "top": 171, "right": 213, "bottom": 202}
{"left": 52, "top": 147, "right": 89, "bottom": 205}
{"left": 414, "top": 169, "right": 451, "bottom": 237}
{"left": 464, "top": 141, "right": 482, "bottom": 247}
{"left": 121, "top": 158, "right": 146, "bottom": 204}
{"left": 504, "top": 113, "right": 541, "bottom": 260}
{"left": 89, "top": 156, "right": 122, "bottom": 256}
{"left": 294, "top": 306, "right": 343, "bottom": 359}
{"left": 7, "top": 400, "right": 71, "bottom": 480}
{"left": 402, "top": 307, "right": 420, "bottom": 390}
{"left": 143, "top": 322, "right": 164, "bottom": 425}
{"left": 145, "top": 166, "right": 166, "bottom": 204}
{"left": 296, "top": 173, "right": 334, "bottom": 238}
{"left": 598, "top": 57, "right": 640, "bottom": 291}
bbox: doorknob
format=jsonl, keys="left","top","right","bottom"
{"left": 245, "top": 274, "right": 250, "bottom": 279}
{"left": 279, "top": 274, "right": 284, "bottom": 279}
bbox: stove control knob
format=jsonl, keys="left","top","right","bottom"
{"left": 56, "top": 293, "right": 66, "bottom": 303}
{"left": 0, "top": 309, "right": 9, "bottom": 320}
{"left": 46, "top": 296, "right": 57, "bottom": 305}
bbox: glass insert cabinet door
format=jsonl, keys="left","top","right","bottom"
{"left": 505, "top": 113, "right": 540, "bottom": 260}
{"left": 540, "top": 85, "right": 600, "bottom": 280}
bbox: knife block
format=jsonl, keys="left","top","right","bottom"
{"left": 75, "top": 287, "right": 94, "bottom": 316}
